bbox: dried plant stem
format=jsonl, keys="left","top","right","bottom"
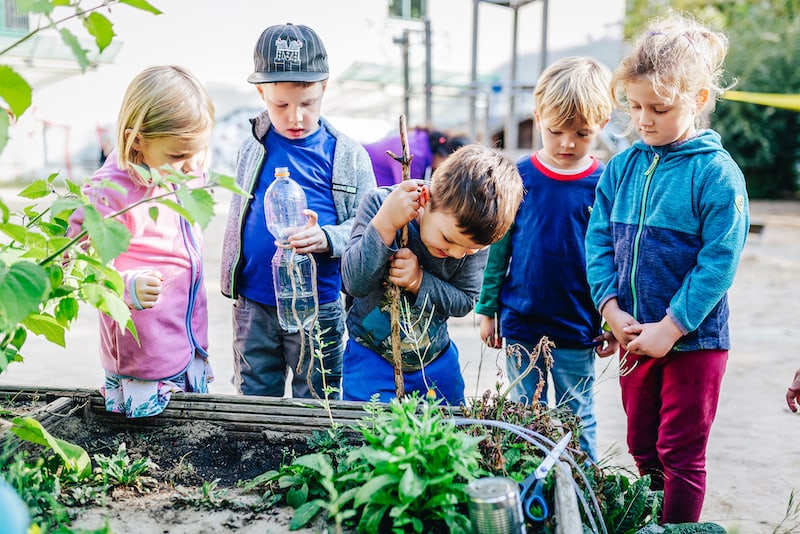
{"left": 386, "top": 114, "right": 414, "bottom": 399}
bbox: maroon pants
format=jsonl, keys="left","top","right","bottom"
{"left": 620, "top": 349, "right": 727, "bottom": 523}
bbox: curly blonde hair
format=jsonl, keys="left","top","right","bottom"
{"left": 611, "top": 12, "right": 732, "bottom": 127}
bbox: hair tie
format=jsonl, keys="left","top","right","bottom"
{"left": 438, "top": 136, "right": 446, "bottom": 145}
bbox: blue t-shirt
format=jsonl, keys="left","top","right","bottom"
{"left": 238, "top": 123, "right": 340, "bottom": 305}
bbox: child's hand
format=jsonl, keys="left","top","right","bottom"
{"left": 134, "top": 270, "right": 163, "bottom": 309}
{"left": 287, "top": 209, "right": 330, "bottom": 254}
{"left": 388, "top": 247, "right": 423, "bottom": 294}
{"left": 624, "top": 316, "right": 683, "bottom": 359}
{"left": 602, "top": 298, "right": 639, "bottom": 349}
{"left": 372, "top": 181, "right": 427, "bottom": 246}
{"left": 786, "top": 368, "right": 800, "bottom": 412}
{"left": 593, "top": 331, "right": 619, "bottom": 358}
{"left": 479, "top": 314, "right": 502, "bottom": 348}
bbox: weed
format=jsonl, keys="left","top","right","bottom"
{"left": 774, "top": 489, "right": 800, "bottom": 534}
{"left": 93, "top": 442, "right": 157, "bottom": 491}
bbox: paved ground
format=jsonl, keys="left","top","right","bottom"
{"left": 4, "top": 187, "right": 800, "bottom": 531}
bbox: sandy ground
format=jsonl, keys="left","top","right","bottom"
{"left": 2, "top": 188, "right": 800, "bottom": 532}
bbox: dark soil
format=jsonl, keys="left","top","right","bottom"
{"left": 2, "top": 400, "right": 329, "bottom": 533}
{"left": 50, "top": 414, "right": 310, "bottom": 488}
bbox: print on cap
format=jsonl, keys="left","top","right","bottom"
{"left": 247, "top": 23, "right": 329, "bottom": 83}
{"left": 275, "top": 36, "right": 302, "bottom": 70}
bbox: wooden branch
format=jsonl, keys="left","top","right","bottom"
{"left": 387, "top": 114, "right": 414, "bottom": 400}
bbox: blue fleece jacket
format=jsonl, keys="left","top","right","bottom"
{"left": 585, "top": 129, "right": 749, "bottom": 351}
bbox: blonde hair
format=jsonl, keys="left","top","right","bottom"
{"left": 611, "top": 12, "right": 731, "bottom": 123}
{"left": 534, "top": 56, "right": 613, "bottom": 129}
{"left": 428, "top": 144, "right": 523, "bottom": 246}
{"left": 116, "top": 65, "right": 215, "bottom": 185}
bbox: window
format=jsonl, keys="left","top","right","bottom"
{"left": 2, "top": 0, "right": 29, "bottom": 32}
{"left": 388, "top": 0, "right": 426, "bottom": 20}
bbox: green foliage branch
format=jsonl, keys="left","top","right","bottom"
{"left": 0, "top": 0, "right": 162, "bottom": 154}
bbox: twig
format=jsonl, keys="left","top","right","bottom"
{"left": 386, "top": 115, "right": 414, "bottom": 399}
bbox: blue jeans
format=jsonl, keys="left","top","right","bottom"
{"left": 232, "top": 295, "right": 345, "bottom": 399}
{"left": 506, "top": 339, "right": 598, "bottom": 461}
{"left": 342, "top": 339, "right": 465, "bottom": 405}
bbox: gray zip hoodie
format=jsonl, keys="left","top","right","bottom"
{"left": 220, "top": 110, "right": 376, "bottom": 298}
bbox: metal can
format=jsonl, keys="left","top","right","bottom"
{"left": 466, "top": 476, "right": 526, "bottom": 534}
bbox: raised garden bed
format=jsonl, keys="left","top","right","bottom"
{"left": 0, "top": 385, "right": 368, "bottom": 532}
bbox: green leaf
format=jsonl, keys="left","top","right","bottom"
{"left": 10, "top": 417, "right": 92, "bottom": 478}
{"left": 0, "top": 109, "right": 7, "bottom": 155}
{"left": 286, "top": 484, "right": 309, "bottom": 508}
{"left": 83, "top": 12, "right": 115, "bottom": 52}
{"left": 359, "top": 503, "right": 390, "bottom": 533}
{"left": 174, "top": 187, "right": 214, "bottom": 229}
{"left": 50, "top": 197, "right": 85, "bottom": 220}
{"left": 55, "top": 297, "right": 80, "bottom": 325}
{"left": 119, "top": 0, "right": 163, "bottom": 15}
{"left": 293, "top": 453, "right": 334, "bottom": 479}
{"left": 59, "top": 28, "right": 90, "bottom": 72}
{"left": 22, "top": 313, "right": 66, "bottom": 347}
{"left": 353, "top": 473, "right": 397, "bottom": 507}
{"left": 289, "top": 500, "right": 321, "bottom": 530}
{"left": 157, "top": 199, "right": 193, "bottom": 224}
{"left": 45, "top": 264, "right": 64, "bottom": 289}
{"left": 65, "top": 179, "right": 82, "bottom": 196}
{"left": 617, "top": 477, "right": 652, "bottom": 533}
{"left": 0, "top": 66, "right": 32, "bottom": 118}
{"left": 9, "top": 327, "right": 27, "bottom": 350}
{"left": 398, "top": 467, "right": 425, "bottom": 501}
{"left": 0, "top": 345, "right": 23, "bottom": 373}
{"left": 660, "top": 523, "right": 726, "bottom": 534}
{"left": 91, "top": 286, "right": 137, "bottom": 344}
{"left": 17, "top": 179, "right": 51, "bottom": 199}
{"left": 81, "top": 206, "right": 130, "bottom": 264}
{"left": 15, "top": 0, "right": 58, "bottom": 15}
{"left": 211, "top": 173, "right": 249, "bottom": 196}
{"left": 0, "top": 222, "right": 31, "bottom": 243}
{"left": 148, "top": 206, "right": 159, "bottom": 223}
{"left": 0, "top": 260, "right": 50, "bottom": 329}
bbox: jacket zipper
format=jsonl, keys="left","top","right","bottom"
{"left": 230, "top": 147, "right": 266, "bottom": 298}
{"left": 630, "top": 153, "right": 659, "bottom": 318}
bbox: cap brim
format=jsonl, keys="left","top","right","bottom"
{"left": 247, "top": 71, "right": 329, "bottom": 84}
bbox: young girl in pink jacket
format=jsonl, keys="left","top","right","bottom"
{"left": 70, "top": 65, "right": 215, "bottom": 417}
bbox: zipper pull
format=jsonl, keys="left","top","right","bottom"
{"left": 644, "top": 154, "right": 660, "bottom": 177}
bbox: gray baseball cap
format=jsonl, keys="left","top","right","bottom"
{"left": 247, "top": 23, "right": 329, "bottom": 84}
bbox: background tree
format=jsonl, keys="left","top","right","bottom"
{"left": 712, "top": 2, "right": 800, "bottom": 198}
{"left": 624, "top": 0, "right": 800, "bottom": 199}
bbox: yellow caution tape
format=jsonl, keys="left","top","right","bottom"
{"left": 721, "top": 91, "right": 800, "bottom": 111}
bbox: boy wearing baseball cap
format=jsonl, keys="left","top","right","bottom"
{"left": 221, "top": 23, "right": 376, "bottom": 399}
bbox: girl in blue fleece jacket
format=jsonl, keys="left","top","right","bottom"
{"left": 585, "top": 13, "right": 749, "bottom": 523}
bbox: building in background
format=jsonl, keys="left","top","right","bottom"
{"left": 0, "top": 0, "right": 624, "bottom": 182}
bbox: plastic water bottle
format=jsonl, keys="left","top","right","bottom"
{"left": 264, "top": 167, "right": 317, "bottom": 332}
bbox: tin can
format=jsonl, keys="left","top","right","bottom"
{"left": 466, "top": 476, "right": 526, "bottom": 534}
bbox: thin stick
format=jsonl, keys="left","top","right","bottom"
{"left": 385, "top": 115, "right": 414, "bottom": 399}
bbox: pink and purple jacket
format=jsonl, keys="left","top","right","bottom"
{"left": 69, "top": 150, "right": 209, "bottom": 380}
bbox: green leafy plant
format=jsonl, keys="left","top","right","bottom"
{"left": 93, "top": 441, "right": 156, "bottom": 490}
{"left": 594, "top": 471, "right": 661, "bottom": 533}
{"left": 0, "top": 169, "right": 244, "bottom": 372}
{"left": 245, "top": 395, "right": 483, "bottom": 533}
{"left": 2, "top": 416, "right": 97, "bottom": 530}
